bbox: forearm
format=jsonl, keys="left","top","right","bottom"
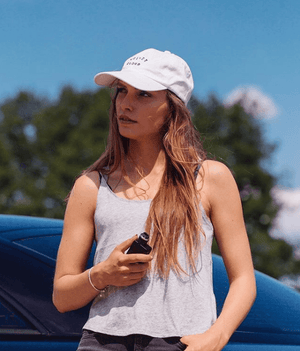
{"left": 53, "top": 234, "right": 152, "bottom": 313}
{"left": 180, "top": 274, "right": 256, "bottom": 350}
{"left": 53, "top": 266, "right": 106, "bottom": 313}
{"left": 211, "top": 274, "right": 256, "bottom": 343}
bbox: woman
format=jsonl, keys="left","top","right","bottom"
{"left": 53, "top": 48, "right": 256, "bottom": 351}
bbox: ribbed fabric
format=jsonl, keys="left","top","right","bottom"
{"left": 83, "top": 174, "right": 217, "bottom": 337}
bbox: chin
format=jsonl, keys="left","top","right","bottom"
{"left": 118, "top": 129, "right": 138, "bottom": 140}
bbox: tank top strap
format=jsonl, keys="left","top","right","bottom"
{"left": 194, "top": 164, "right": 201, "bottom": 179}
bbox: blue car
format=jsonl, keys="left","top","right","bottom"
{"left": 0, "top": 214, "right": 300, "bottom": 350}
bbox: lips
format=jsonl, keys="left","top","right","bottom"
{"left": 118, "top": 115, "right": 137, "bottom": 123}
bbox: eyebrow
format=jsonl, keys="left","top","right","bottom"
{"left": 115, "top": 81, "right": 155, "bottom": 95}
{"left": 116, "top": 80, "right": 127, "bottom": 88}
{"left": 116, "top": 82, "right": 146, "bottom": 93}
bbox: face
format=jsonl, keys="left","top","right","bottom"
{"left": 115, "top": 81, "right": 169, "bottom": 142}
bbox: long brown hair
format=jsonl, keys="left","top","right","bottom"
{"left": 81, "top": 89, "right": 207, "bottom": 278}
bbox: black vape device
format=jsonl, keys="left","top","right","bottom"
{"left": 126, "top": 232, "right": 152, "bottom": 255}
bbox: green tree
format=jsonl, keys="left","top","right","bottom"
{"left": 1, "top": 87, "right": 299, "bottom": 279}
{"left": 191, "top": 94, "right": 300, "bottom": 278}
{"left": 0, "top": 92, "right": 49, "bottom": 216}
{"left": 0, "top": 87, "right": 111, "bottom": 218}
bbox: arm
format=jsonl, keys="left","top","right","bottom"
{"left": 181, "top": 161, "right": 256, "bottom": 350}
{"left": 53, "top": 171, "right": 152, "bottom": 313}
{"left": 52, "top": 171, "right": 102, "bottom": 312}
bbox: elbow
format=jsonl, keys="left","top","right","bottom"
{"left": 52, "top": 291, "right": 71, "bottom": 314}
{"left": 52, "top": 295, "right": 65, "bottom": 313}
{"left": 248, "top": 274, "right": 257, "bottom": 308}
{"left": 247, "top": 270, "right": 257, "bottom": 303}
{"left": 55, "top": 306, "right": 67, "bottom": 314}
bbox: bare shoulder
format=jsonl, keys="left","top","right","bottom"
{"left": 199, "top": 160, "right": 240, "bottom": 211}
{"left": 74, "top": 171, "right": 100, "bottom": 189}
{"left": 66, "top": 171, "right": 100, "bottom": 214}
{"left": 201, "top": 160, "right": 235, "bottom": 185}
{"left": 71, "top": 171, "right": 100, "bottom": 196}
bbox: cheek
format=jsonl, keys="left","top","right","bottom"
{"left": 153, "top": 104, "right": 169, "bottom": 126}
{"left": 115, "top": 97, "right": 121, "bottom": 113}
{"left": 147, "top": 111, "right": 166, "bottom": 129}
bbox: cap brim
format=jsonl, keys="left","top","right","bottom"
{"left": 94, "top": 70, "right": 166, "bottom": 92}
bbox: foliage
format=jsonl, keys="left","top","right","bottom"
{"left": 0, "top": 87, "right": 111, "bottom": 218}
{"left": 1, "top": 87, "right": 299, "bottom": 279}
{"left": 191, "top": 94, "right": 300, "bottom": 278}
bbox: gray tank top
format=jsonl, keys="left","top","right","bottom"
{"left": 83, "top": 174, "right": 217, "bottom": 337}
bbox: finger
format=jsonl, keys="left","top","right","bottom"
{"left": 128, "top": 262, "right": 150, "bottom": 272}
{"left": 128, "top": 271, "right": 147, "bottom": 280}
{"left": 116, "top": 235, "right": 138, "bottom": 253}
{"left": 125, "top": 253, "right": 153, "bottom": 264}
{"left": 115, "top": 272, "right": 146, "bottom": 287}
{"left": 117, "top": 264, "right": 148, "bottom": 276}
{"left": 180, "top": 337, "right": 189, "bottom": 345}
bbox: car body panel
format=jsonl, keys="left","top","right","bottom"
{"left": 0, "top": 340, "right": 79, "bottom": 351}
{"left": 0, "top": 215, "right": 91, "bottom": 337}
{"left": 213, "top": 254, "right": 300, "bottom": 346}
{"left": 224, "top": 345, "right": 299, "bottom": 351}
{"left": 1, "top": 214, "right": 300, "bottom": 350}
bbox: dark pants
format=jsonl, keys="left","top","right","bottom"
{"left": 77, "top": 330, "right": 187, "bottom": 351}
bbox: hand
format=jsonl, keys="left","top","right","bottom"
{"left": 180, "top": 329, "right": 228, "bottom": 351}
{"left": 92, "top": 235, "right": 153, "bottom": 288}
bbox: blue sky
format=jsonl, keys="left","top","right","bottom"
{"left": 1, "top": 0, "right": 300, "bottom": 254}
{"left": 1, "top": 0, "right": 299, "bottom": 189}
{"left": 1, "top": 0, "right": 300, "bottom": 187}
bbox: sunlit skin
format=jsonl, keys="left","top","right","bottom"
{"left": 115, "top": 81, "right": 169, "bottom": 144}
{"left": 53, "top": 81, "right": 256, "bottom": 351}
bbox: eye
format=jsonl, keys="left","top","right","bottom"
{"left": 139, "top": 90, "right": 151, "bottom": 97}
{"left": 116, "top": 86, "right": 126, "bottom": 94}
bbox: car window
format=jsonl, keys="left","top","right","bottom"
{"left": 14, "top": 235, "right": 62, "bottom": 260}
{"left": 14, "top": 235, "right": 96, "bottom": 266}
{"left": 0, "top": 297, "right": 39, "bottom": 335}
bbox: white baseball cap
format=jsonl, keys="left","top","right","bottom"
{"left": 94, "top": 48, "right": 194, "bottom": 105}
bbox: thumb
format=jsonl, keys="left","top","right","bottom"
{"left": 117, "top": 235, "right": 138, "bottom": 253}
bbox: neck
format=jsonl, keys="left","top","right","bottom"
{"left": 126, "top": 139, "right": 166, "bottom": 176}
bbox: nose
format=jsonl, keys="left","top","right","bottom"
{"left": 119, "top": 91, "right": 134, "bottom": 112}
